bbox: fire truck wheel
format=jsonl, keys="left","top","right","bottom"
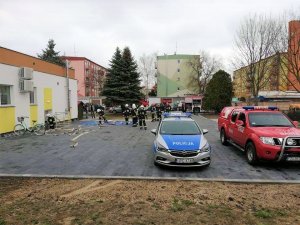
{"left": 245, "top": 142, "right": 258, "bottom": 165}
{"left": 220, "top": 129, "right": 228, "bottom": 145}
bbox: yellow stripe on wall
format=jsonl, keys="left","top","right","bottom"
{"left": 44, "top": 88, "right": 52, "bottom": 110}
{"left": 30, "top": 105, "right": 38, "bottom": 127}
{"left": 0, "top": 106, "right": 15, "bottom": 134}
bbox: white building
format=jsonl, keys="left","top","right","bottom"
{"left": 0, "top": 47, "right": 78, "bottom": 134}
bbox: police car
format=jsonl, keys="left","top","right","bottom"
{"left": 151, "top": 112, "right": 211, "bottom": 167}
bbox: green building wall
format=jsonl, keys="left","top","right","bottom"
{"left": 157, "top": 54, "right": 200, "bottom": 97}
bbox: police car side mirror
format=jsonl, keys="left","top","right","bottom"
{"left": 151, "top": 129, "right": 157, "bottom": 135}
{"left": 202, "top": 129, "right": 208, "bottom": 135}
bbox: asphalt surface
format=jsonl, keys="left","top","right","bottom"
{"left": 0, "top": 115, "right": 299, "bottom": 180}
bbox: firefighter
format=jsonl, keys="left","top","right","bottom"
{"left": 131, "top": 104, "right": 138, "bottom": 127}
{"left": 165, "top": 103, "right": 172, "bottom": 113}
{"left": 97, "top": 108, "right": 107, "bottom": 125}
{"left": 123, "top": 104, "right": 131, "bottom": 125}
{"left": 138, "top": 105, "right": 147, "bottom": 130}
{"left": 156, "top": 104, "right": 162, "bottom": 121}
{"left": 150, "top": 104, "right": 156, "bottom": 122}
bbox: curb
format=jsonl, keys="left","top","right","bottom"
{"left": 0, "top": 173, "right": 299, "bottom": 184}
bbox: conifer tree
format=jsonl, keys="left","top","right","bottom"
{"left": 37, "top": 39, "right": 65, "bottom": 67}
{"left": 102, "top": 47, "right": 124, "bottom": 105}
{"left": 121, "top": 47, "right": 143, "bottom": 105}
{"left": 203, "top": 70, "right": 233, "bottom": 113}
{"left": 102, "top": 47, "right": 143, "bottom": 106}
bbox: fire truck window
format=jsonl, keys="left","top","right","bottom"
{"left": 231, "top": 111, "right": 239, "bottom": 123}
{"left": 238, "top": 112, "right": 246, "bottom": 124}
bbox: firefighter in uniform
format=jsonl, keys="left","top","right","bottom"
{"left": 123, "top": 104, "right": 131, "bottom": 125}
{"left": 131, "top": 104, "right": 138, "bottom": 127}
{"left": 165, "top": 103, "right": 172, "bottom": 113}
{"left": 150, "top": 104, "right": 156, "bottom": 122}
{"left": 97, "top": 108, "right": 107, "bottom": 125}
{"left": 138, "top": 105, "right": 147, "bottom": 130}
{"left": 156, "top": 104, "right": 162, "bottom": 121}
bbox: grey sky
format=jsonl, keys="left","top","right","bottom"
{"left": 0, "top": 0, "right": 299, "bottom": 72}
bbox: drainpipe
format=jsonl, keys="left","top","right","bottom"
{"left": 66, "top": 60, "right": 70, "bottom": 112}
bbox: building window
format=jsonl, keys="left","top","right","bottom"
{"left": 177, "top": 68, "right": 180, "bottom": 72}
{"left": 30, "top": 87, "right": 37, "bottom": 104}
{"left": 178, "top": 59, "right": 180, "bottom": 64}
{"left": 177, "top": 87, "right": 180, "bottom": 91}
{"left": 177, "top": 77, "right": 180, "bottom": 81}
{"left": 0, "top": 85, "right": 11, "bottom": 105}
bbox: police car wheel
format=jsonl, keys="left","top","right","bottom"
{"left": 246, "top": 142, "right": 258, "bottom": 165}
{"left": 154, "top": 161, "right": 159, "bottom": 166}
{"left": 220, "top": 129, "right": 228, "bottom": 145}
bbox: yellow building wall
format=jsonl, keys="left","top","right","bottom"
{"left": 0, "top": 106, "right": 15, "bottom": 133}
{"left": 233, "top": 54, "right": 288, "bottom": 99}
{"left": 44, "top": 88, "right": 52, "bottom": 110}
{"left": 30, "top": 105, "right": 38, "bottom": 126}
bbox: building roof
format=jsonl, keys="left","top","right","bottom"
{"left": 0, "top": 46, "right": 75, "bottom": 79}
{"left": 63, "top": 56, "right": 107, "bottom": 70}
{"left": 157, "top": 54, "right": 199, "bottom": 60}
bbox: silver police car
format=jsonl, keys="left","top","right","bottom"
{"left": 151, "top": 112, "right": 211, "bottom": 167}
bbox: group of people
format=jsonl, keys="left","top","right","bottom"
{"left": 92, "top": 102, "right": 174, "bottom": 130}
{"left": 123, "top": 104, "right": 147, "bottom": 130}
{"left": 148, "top": 103, "right": 172, "bottom": 122}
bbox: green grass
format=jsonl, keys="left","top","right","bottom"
{"left": 171, "top": 198, "right": 194, "bottom": 212}
{"left": 254, "top": 209, "right": 273, "bottom": 219}
{"left": 254, "top": 208, "right": 288, "bottom": 219}
{"left": 0, "top": 218, "right": 6, "bottom": 225}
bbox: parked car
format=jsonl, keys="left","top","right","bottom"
{"left": 218, "top": 106, "right": 300, "bottom": 165}
{"left": 109, "top": 106, "right": 123, "bottom": 113}
{"left": 151, "top": 112, "right": 211, "bottom": 167}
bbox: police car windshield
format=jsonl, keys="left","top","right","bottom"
{"left": 160, "top": 121, "right": 201, "bottom": 135}
{"left": 248, "top": 112, "right": 293, "bottom": 127}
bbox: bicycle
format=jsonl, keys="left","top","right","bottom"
{"left": 14, "top": 116, "right": 45, "bottom": 136}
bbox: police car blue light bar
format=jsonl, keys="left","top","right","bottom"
{"left": 242, "top": 106, "right": 278, "bottom": 110}
{"left": 163, "top": 112, "right": 192, "bottom": 118}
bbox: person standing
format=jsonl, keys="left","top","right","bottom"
{"left": 131, "top": 104, "right": 138, "bottom": 127}
{"left": 84, "top": 104, "right": 88, "bottom": 119}
{"left": 165, "top": 103, "right": 172, "bottom": 113}
{"left": 90, "top": 103, "right": 95, "bottom": 119}
{"left": 156, "top": 104, "right": 162, "bottom": 121}
{"left": 150, "top": 104, "right": 156, "bottom": 122}
{"left": 123, "top": 104, "right": 131, "bottom": 125}
{"left": 138, "top": 105, "right": 147, "bottom": 130}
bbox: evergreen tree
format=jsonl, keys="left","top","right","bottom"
{"left": 102, "top": 47, "right": 143, "bottom": 106}
{"left": 37, "top": 39, "right": 65, "bottom": 67}
{"left": 203, "top": 70, "right": 233, "bottom": 113}
{"left": 121, "top": 47, "right": 143, "bottom": 105}
{"left": 102, "top": 47, "right": 124, "bottom": 105}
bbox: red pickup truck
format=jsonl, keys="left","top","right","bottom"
{"left": 218, "top": 106, "right": 300, "bottom": 164}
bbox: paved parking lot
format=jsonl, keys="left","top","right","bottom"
{"left": 0, "top": 115, "right": 299, "bottom": 180}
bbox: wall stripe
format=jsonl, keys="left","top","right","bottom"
{"left": 44, "top": 88, "right": 52, "bottom": 110}
{"left": 30, "top": 105, "right": 38, "bottom": 126}
{"left": 0, "top": 106, "right": 15, "bottom": 133}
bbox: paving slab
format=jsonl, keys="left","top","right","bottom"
{"left": 0, "top": 116, "right": 299, "bottom": 180}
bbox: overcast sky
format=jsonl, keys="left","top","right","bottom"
{"left": 0, "top": 0, "right": 299, "bottom": 72}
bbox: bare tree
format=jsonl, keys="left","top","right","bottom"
{"left": 92, "top": 69, "right": 106, "bottom": 97}
{"left": 186, "top": 51, "right": 222, "bottom": 94}
{"left": 138, "top": 53, "right": 157, "bottom": 97}
{"left": 275, "top": 12, "right": 300, "bottom": 92}
{"left": 233, "top": 14, "right": 281, "bottom": 104}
